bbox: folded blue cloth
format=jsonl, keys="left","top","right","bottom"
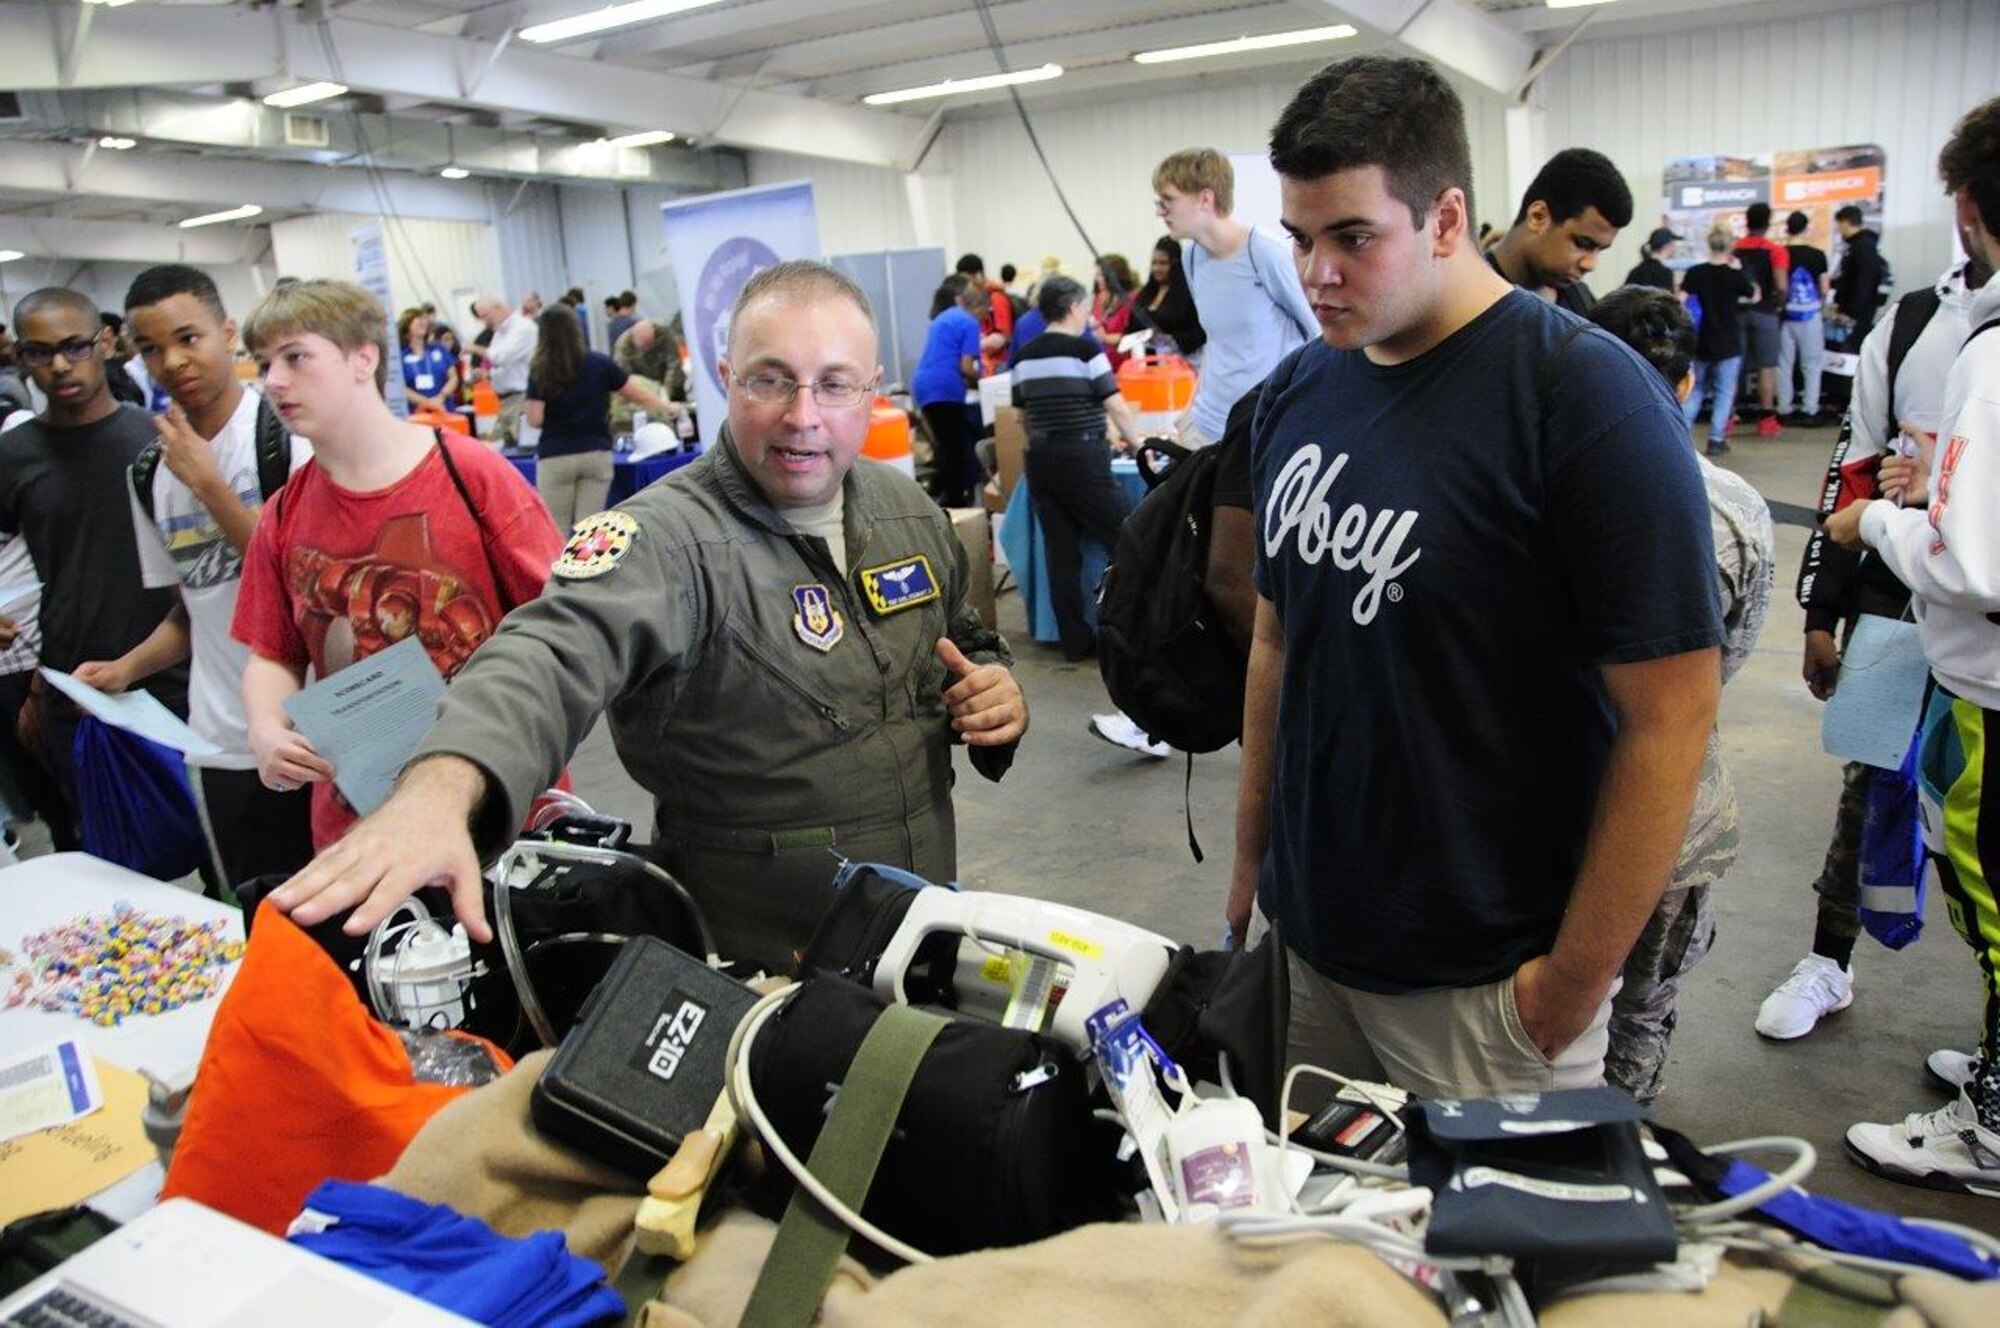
{"left": 290, "top": 1180, "right": 624, "bottom": 1327}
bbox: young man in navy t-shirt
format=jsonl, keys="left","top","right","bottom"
{"left": 1228, "top": 56, "right": 1725, "bottom": 1100}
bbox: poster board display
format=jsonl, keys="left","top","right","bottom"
{"left": 1658, "top": 144, "right": 1885, "bottom": 271}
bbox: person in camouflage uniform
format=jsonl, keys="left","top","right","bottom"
{"left": 610, "top": 314, "right": 686, "bottom": 435}
{"left": 1590, "top": 286, "right": 1774, "bottom": 1103}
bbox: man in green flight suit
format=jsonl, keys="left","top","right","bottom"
{"left": 268, "top": 260, "right": 1027, "bottom": 969}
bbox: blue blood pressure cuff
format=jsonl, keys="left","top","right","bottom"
{"left": 1407, "top": 1087, "right": 1677, "bottom": 1265}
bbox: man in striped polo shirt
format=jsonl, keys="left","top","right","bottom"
{"left": 1010, "top": 275, "right": 1146, "bottom": 666}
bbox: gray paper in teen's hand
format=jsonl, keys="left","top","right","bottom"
{"left": 1821, "top": 614, "right": 1932, "bottom": 770}
{"left": 283, "top": 636, "right": 448, "bottom": 816}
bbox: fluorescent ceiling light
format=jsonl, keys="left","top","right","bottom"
{"left": 0, "top": 250, "right": 24, "bottom": 264}
{"left": 519, "top": 0, "right": 724, "bottom": 44}
{"left": 1134, "top": 25, "right": 1357, "bottom": 65}
{"left": 179, "top": 204, "right": 264, "bottom": 229}
{"left": 606, "top": 130, "right": 674, "bottom": 148}
{"left": 97, "top": 136, "right": 137, "bottom": 150}
{"left": 1545, "top": 0, "right": 1621, "bottom": 8}
{"left": 440, "top": 166, "right": 471, "bottom": 179}
{"left": 863, "top": 64, "right": 1063, "bottom": 106}
{"left": 263, "top": 82, "right": 348, "bottom": 109}
{"left": 81, "top": 0, "right": 136, "bottom": 8}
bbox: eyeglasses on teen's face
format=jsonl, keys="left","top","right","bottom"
{"left": 17, "top": 336, "right": 101, "bottom": 367}
{"left": 732, "top": 372, "right": 876, "bottom": 409}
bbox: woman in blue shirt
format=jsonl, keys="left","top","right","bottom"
{"left": 527, "top": 307, "right": 679, "bottom": 532}
{"left": 398, "top": 307, "right": 459, "bottom": 415}
{"left": 911, "top": 274, "right": 985, "bottom": 507}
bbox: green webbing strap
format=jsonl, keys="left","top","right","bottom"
{"left": 737, "top": 1001, "right": 949, "bottom": 1328}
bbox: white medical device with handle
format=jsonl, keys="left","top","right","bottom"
{"left": 870, "top": 888, "right": 1176, "bottom": 1051}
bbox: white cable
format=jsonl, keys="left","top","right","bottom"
{"left": 1670, "top": 1136, "right": 1817, "bottom": 1225}
{"left": 1216, "top": 1210, "right": 1500, "bottom": 1273}
{"left": 723, "top": 986, "right": 936, "bottom": 1266}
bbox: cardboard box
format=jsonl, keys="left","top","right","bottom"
{"left": 987, "top": 406, "right": 1027, "bottom": 513}
{"left": 948, "top": 506, "right": 997, "bottom": 630}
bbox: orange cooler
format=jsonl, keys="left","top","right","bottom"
{"left": 863, "top": 398, "right": 915, "bottom": 477}
{"left": 1115, "top": 355, "right": 1196, "bottom": 413}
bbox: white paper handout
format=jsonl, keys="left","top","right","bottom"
{"left": 39, "top": 668, "right": 222, "bottom": 758}
{"left": 1821, "top": 615, "right": 1932, "bottom": 770}
{"left": 0, "top": 1040, "right": 104, "bottom": 1144}
{"left": 282, "top": 636, "right": 447, "bottom": 818}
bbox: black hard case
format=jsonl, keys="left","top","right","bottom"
{"left": 530, "top": 935, "right": 757, "bottom": 1179}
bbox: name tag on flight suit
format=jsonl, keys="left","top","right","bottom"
{"left": 792, "top": 583, "right": 845, "bottom": 652}
{"left": 858, "top": 555, "right": 939, "bottom": 618}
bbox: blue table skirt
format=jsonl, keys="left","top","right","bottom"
{"left": 997, "top": 456, "right": 1146, "bottom": 644}
{"left": 506, "top": 447, "right": 700, "bottom": 506}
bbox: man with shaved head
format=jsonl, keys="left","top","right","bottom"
{"left": 0, "top": 288, "right": 188, "bottom": 843}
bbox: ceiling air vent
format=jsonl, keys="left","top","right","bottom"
{"left": 283, "top": 112, "right": 330, "bottom": 148}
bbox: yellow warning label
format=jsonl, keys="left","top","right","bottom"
{"left": 1047, "top": 929, "right": 1104, "bottom": 961}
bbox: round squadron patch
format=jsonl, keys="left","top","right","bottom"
{"left": 553, "top": 510, "right": 640, "bottom": 580}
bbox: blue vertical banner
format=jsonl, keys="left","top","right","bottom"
{"left": 660, "top": 182, "right": 821, "bottom": 450}
{"left": 351, "top": 220, "right": 408, "bottom": 418}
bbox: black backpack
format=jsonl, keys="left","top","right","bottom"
{"left": 129, "top": 391, "right": 293, "bottom": 519}
{"left": 1095, "top": 439, "right": 1245, "bottom": 756}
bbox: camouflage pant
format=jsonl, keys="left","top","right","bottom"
{"left": 1606, "top": 885, "right": 1717, "bottom": 1105}
{"left": 1810, "top": 760, "right": 1872, "bottom": 943}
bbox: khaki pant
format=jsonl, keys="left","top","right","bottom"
{"left": 1286, "top": 945, "right": 1612, "bottom": 1102}
{"left": 536, "top": 449, "right": 615, "bottom": 534}
{"left": 495, "top": 391, "right": 526, "bottom": 447}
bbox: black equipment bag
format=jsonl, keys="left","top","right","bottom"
{"left": 531, "top": 934, "right": 757, "bottom": 1179}
{"left": 236, "top": 837, "right": 711, "bottom": 1058}
{"left": 0, "top": 1208, "right": 120, "bottom": 1299}
{"left": 794, "top": 860, "right": 957, "bottom": 997}
{"left": 1138, "top": 922, "right": 1292, "bottom": 1130}
{"left": 745, "top": 977, "right": 1122, "bottom": 1257}
{"left": 1095, "top": 438, "right": 1245, "bottom": 754}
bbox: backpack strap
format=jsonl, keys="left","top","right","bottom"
{"left": 430, "top": 430, "right": 514, "bottom": 611}
{"left": 1883, "top": 286, "right": 1943, "bottom": 442}
{"left": 1538, "top": 322, "right": 1593, "bottom": 435}
{"left": 129, "top": 442, "right": 163, "bottom": 523}
{"left": 251, "top": 391, "right": 294, "bottom": 502}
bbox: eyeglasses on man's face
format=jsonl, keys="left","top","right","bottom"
{"left": 17, "top": 336, "right": 101, "bottom": 368}
{"left": 732, "top": 372, "right": 876, "bottom": 409}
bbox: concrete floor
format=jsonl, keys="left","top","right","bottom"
{"left": 566, "top": 422, "right": 1998, "bottom": 1237}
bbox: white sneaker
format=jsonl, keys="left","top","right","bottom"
{"left": 1928, "top": 1049, "right": 1981, "bottom": 1093}
{"left": 1088, "top": 711, "right": 1171, "bottom": 759}
{"left": 1846, "top": 1093, "right": 2000, "bottom": 1199}
{"left": 1754, "top": 954, "right": 1854, "bottom": 1039}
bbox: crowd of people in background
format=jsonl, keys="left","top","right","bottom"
{"left": 0, "top": 57, "right": 1995, "bottom": 1206}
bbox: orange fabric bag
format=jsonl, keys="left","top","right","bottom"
{"left": 161, "top": 900, "right": 510, "bottom": 1233}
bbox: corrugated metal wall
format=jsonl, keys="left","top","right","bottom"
{"left": 745, "top": 150, "right": 920, "bottom": 255}
{"left": 269, "top": 210, "right": 503, "bottom": 325}
{"left": 1535, "top": 0, "right": 2000, "bottom": 299}
{"left": 934, "top": 65, "right": 1512, "bottom": 284}
{"left": 492, "top": 184, "right": 570, "bottom": 311}
{"left": 479, "top": 2, "right": 1992, "bottom": 327}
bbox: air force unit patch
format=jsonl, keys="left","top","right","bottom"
{"left": 553, "top": 511, "right": 639, "bottom": 580}
{"left": 858, "top": 555, "right": 940, "bottom": 617}
{"left": 792, "top": 583, "right": 845, "bottom": 652}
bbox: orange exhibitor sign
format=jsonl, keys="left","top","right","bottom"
{"left": 1775, "top": 166, "right": 1882, "bottom": 206}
